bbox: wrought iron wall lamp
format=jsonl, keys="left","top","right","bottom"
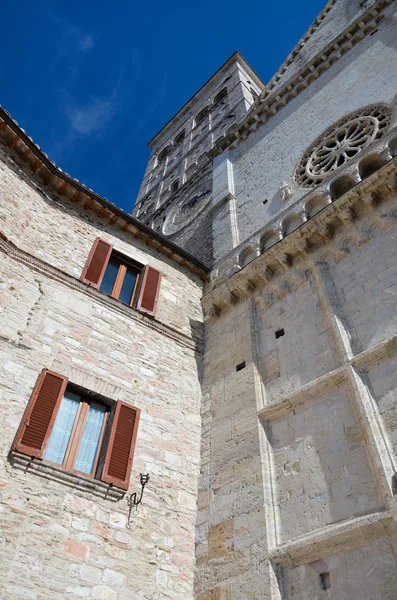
{"left": 126, "top": 473, "right": 150, "bottom": 527}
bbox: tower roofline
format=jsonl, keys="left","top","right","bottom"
{"left": 147, "top": 51, "right": 265, "bottom": 149}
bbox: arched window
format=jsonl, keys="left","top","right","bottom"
{"left": 213, "top": 88, "right": 228, "bottom": 106}
{"left": 195, "top": 106, "right": 210, "bottom": 127}
{"left": 158, "top": 146, "right": 171, "bottom": 162}
{"left": 174, "top": 130, "right": 185, "bottom": 146}
{"left": 170, "top": 180, "right": 179, "bottom": 193}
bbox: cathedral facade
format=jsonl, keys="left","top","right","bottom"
{"left": 2, "top": 0, "right": 397, "bottom": 598}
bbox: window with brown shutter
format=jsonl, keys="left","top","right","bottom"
{"left": 81, "top": 240, "right": 162, "bottom": 318}
{"left": 12, "top": 369, "right": 140, "bottom": 490}
{"left": 81, "top": 238, "right": 113, "bottom": 288}
{"left": 99, "top": 251, "right": 142, "bottom": 307}
{"left": 136, "top": 265, "right": 162, "bottom": 317}
{"left": 12, "top": 369, "right": 68, "bottom": 459}
{"left": 102, "top": 401, "right": 141, "bottom": 490}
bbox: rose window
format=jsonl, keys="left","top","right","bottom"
{"left": 295, "top": 104, "right": 392, "bottom": 187}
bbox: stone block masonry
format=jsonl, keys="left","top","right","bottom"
{"left": 3, "top": 0, "right": 397, "bottom": 598}
{"left": 198, "top": 176, "right": 397, "bottom": 597}
{"left": 0, "top": 143, "right": 205, "bottom": 599}
{"left": 132, "top": 53, "right": 264, "bottom": 265}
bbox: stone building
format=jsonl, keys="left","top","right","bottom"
{"left": 3, "top": 0, "right": 397, "bottom": 598}
{"left": 0, "top": 110, "right": 208, "bottom": 599}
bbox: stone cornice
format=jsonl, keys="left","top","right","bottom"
{"left": 0, "top": 109, "right": 210, "bottom": 279}
{"left": 0, "top": 233, "right": 202, "bottom": 353}
{"left": 202, "top": 154, "right": 397, "bottom": 319}
{"left": 271, "top": 509, "right": 393, "bottom": 567}
{"left": 208, "top": 0, "right": 392, "bottom": 159}
{"left": 267, "top": 0, "right": 337, "bottom": 90}
{"left": 210, "top": 122, "right": 397, "bottom": 288}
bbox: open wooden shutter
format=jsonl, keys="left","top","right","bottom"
{"left": 101, "top": 401, "right": 140, "bottom": 490}
{"left": 12, "top": 369, "right": 68, "bottom": 459}
{"left": 81, "top": 237, "right": 112, "bottom": 289}
{"left": 136, "top": 265, "right": 162, "bottom": 317}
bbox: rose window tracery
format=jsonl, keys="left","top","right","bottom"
{"left": 294, "top": 104, "right": 392, "bottom": 188}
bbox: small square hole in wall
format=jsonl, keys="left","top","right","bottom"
{"left": 275, "top": 329, "right": 284, "bottom": 339}
{"left": 263, "top": 199, "right": 268, "bottom": 205}
{"left": 319, "top": 572, "right": 331, "bottom": 591}
{"left": 236, "top": 361, "right": 246, "bottom": 372}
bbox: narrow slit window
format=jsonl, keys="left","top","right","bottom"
{"left": 319, "top": 572, "right": 331, "bottom": 590}
{"left": 236, "top": 361, "right": 246, "bottom": 372}
{"left": 195, "top": 106, "right": 210, "bottom": 126}
{"left": 174, "top": 130, "right": 185, "bottom": 146}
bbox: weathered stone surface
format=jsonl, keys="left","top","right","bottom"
{"left": 3, "top": 2, "right": 397, "bottom": 600}
{"left": 132, "top": 54, "right": 264, "bottom": 266}
{"left": 0, "top": 143, "right": 203, "bottom": 598}
{"left": 208, "top": 520, "right": 234, "bottom": 559}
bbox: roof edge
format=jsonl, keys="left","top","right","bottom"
{"left": 0, "top": 106, "right": 210, "bottom": 277}
{"left": 267, "top": 0, "right": 337, "bottom": 90}
{"left": 147, "top": 51, "right": 266, "bottom": 149}
{"left": 207, "top": 0, "right": 391, "bottom": 159}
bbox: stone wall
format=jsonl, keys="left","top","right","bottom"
{"left": 269, "top": 0, "right": 370, "bottom": 92}
{"left": 211, "top": 2, "right": 397, "bottom": 263}
{"left": 0, "top": 146, "right": 203, "bottom": 336}
{"left": 197, "top": 170, "right": 397, "bottom": 598}
{"left": 0, "top": 144, "right": 204, "bottom": 599}
{"left": 3, "top": 2, "right": 397, "bottom": 598}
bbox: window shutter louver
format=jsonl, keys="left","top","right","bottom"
{"left": 136, "top": 265, "right": 162, "bottom": 317}
{"left": 81, "top": 237, "right": 112, "bottom": 288}
{"left": 12, "top": 369, "right": 68, "bottom": 459}
{"left": 101, "top": 401, "right": 140, "bottom": 490}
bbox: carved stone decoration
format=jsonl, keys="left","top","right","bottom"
{"left": 279, "top": 180, "right": 293, "bottom": 202}
{"left": 295, "top": 104, "right": 392, "bottom": 188}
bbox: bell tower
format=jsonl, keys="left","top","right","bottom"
{"left": 132, "top": 52, "right": 265, "bottom": 265}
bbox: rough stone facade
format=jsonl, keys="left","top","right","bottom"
{"left": 0, "top": 141, "right": 206, "bottom": 599}
{"left": 3, "top": 0, "right": 397, "bottom": 598}
{"left": 198, "top": 162, "right": 397, "bottom": 598}
{"left": 132, "top": 53, "right": 264, "bottom": 265}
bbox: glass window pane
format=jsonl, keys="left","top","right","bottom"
{"left": 119, "top": 267, "right": 139, "bottom": 305}
{"left": 74, "top": 402, "right": 106, "bottom": 475}
{"left": 44, "top": 391, "right": 80, "bottom": 465}
{"left": 100, "top": 260, "right": 119, "bottom": 295}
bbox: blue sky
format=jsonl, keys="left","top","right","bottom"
{"left": 1, "top": 0, "right": 325, "bottom": 213}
